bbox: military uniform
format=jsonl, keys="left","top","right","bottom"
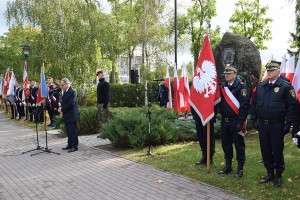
{"left": 218, "top": 64, "right": 250, "bottom": 177}
{"left": 28, "top": 85, "right": 38, "bottom": 122}
{"left": 251, "top": 60, "right": 297, "bottom": 187}
{"left": 157, "top": 82, "right": 169, "bottom": 107}
{"left": 46, "top": 84, "right": 55, "bottom": 126}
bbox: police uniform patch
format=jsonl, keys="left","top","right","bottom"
{"left": 241, "top": 89, "right": 247, "bottom": 97}
{"left": 274, "top": 87, "right": 279, "bottom": 93}
{"left": 290, "top": 89, "right": 296, "bottom": 98}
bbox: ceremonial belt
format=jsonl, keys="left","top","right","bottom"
{"left": 220, "top": 86, "right": 239, "bottom": 115}
{"left": 259, "top": 118, "right": 285, "bottom": 125}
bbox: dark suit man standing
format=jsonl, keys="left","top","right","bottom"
{"left": 58, "top": 78, "right": 80, "bottom": 153}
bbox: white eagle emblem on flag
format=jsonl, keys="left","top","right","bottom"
{"left": 192, "top": 60, "right": 217, "bottom": 98}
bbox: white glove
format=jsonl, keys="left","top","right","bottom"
{"left": 292, "top": 137, "right": 298, "bottom": 145}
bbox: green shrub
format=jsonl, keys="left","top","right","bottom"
{"left": 84, "top": 82, "right": 160, "bottom": 107}
{"left": 100, "top": 105, "right": 182, "bottom": 148}
{"left": 55, "top": 106, "right": 99, "bottom": 136}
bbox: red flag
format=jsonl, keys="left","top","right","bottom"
{"left": 3, "top": 69, "right": 10, "bottom": 97}
{"left": 189, "top": 34, "right": 220, "bottom": 125}
{"left": 292, "top": 57, "right": 300, "bottom": 101}
{"left": 286, "top": 55, "right": 295, "bottom": 83}
{"left": 22, "top": 61, "right": 30, "bottom": 101}
{"left": 165, "top": 66, "right": 173, "bottom": 109}
{"left": 173, "top": 65, "right": 181, "bottom": 113}
{"left": 178, "top": 63, "right": 190, "bottom": 112}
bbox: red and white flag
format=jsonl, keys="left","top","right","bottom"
{"left": 280, "top": 55, "right": 287, "bottom": 77}
{"left": 189, "top": 34, "right": 221, "bottom": 125}
{"left": 178, "top": 63, "right": 190, "bottom": 112}
{"left": 286, "top": 55, "right": 295, "bottom": 83}
{"left": 22, "top": 61, "right": 30, "bottom": 103}
{"left": 292, "top": 57, "right": 300, "bottom": 102}
{"left": 165, "top": 66, "right": 173, "bottom": 109}
{"left": 3, "top": 69, "right": 10, "bottom": 97}
{"left": 173, "top": 64, "right": 181, "bottom": 113}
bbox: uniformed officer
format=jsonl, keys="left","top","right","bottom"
{"left": 49, "top": 82, "right": 62, "bottom": 128}
{"left": 218, "top": 64, "right": 250, "bottom": 177}
{"left": 46, "top": 77, "right": 55, "bottom": 127}
{"left": 191, "top": 107, "right": 216, "bottom": 166}
{"left": 251, "top": 60, "right": 296, "bottom": 187}
{"left": 157, "top": 79, "right": 169, "bottom": 107}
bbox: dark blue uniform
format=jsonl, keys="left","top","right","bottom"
{"left": 157, "top": 84, "right": 169, "bottom": 107}
{"left": 251, "top": 77, "right": 296, "bottom": 185}
{"left": 219, "top": 78, "right": 250, "bottom": 175}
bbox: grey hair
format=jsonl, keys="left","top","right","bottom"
{"left": 61, "top": 78, "right": 71, "bottom": 85}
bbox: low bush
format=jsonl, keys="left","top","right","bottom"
{"left": 99, "top": 105, "right": 189, "bottom": 148}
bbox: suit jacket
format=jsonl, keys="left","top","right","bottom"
{"left": 61, "top": 86, "right": 80, "bottom": 123}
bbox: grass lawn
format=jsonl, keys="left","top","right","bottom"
{"left": 117, "top": 131, "right": 300, "bottom": 200}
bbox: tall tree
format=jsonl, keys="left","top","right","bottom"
{"left": 229, "top": 0, "right": 273, "bottom": 50}
{"left": 289, "top": 1, "right": 300, "bottom": 54}
{"left": 177, "top": 0, "right": 221, "bottom": 68}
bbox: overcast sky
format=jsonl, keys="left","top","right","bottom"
{"left": 0, "top": 0, "right": 296, "bottom": 65}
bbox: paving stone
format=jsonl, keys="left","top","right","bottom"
{"left": 0, "top": 111, "right": 243, "bottom": 200}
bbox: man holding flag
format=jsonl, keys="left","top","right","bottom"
{"left": 218, "top": 64, "right": 250, "bottom": 178}
{"left": 189, "top": 34, "right": 220, "bottom": 171}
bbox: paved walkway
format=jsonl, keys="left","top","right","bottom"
{"left": 0, "top": 111, "right": 242, "bottom": 200}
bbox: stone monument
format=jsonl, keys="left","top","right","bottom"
{"left": 214, "top": 32, "right": 261, "bottom": 90}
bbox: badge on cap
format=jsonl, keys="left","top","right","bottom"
{"left": 274, "top": 87, "right": 280, "bottom": 93}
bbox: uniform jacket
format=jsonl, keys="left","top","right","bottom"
{"left": 251, "top": 77, "right": 296, "bottom": 123}
{"left": 219, "top": 78, "right": 250, "bottom": 124}
{"left": 61, "top": 86, "right": 80, "bottom": 123}
{"left": 97, "top": 78, "right": 109, "bottom": 106}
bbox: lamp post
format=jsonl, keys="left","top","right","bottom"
{"left": 20, "top": 37, "right": 30, "bottom": 120}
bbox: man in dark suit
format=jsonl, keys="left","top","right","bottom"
{"left": 58, "top": 78, "right": 80, "bottom": 153}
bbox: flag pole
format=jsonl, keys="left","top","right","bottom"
{"left": 207, "top": 121, "right": 211, "bottom": 173}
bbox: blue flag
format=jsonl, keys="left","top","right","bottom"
{"left": 40, "top": 66, "right": 48, "bottom": 98}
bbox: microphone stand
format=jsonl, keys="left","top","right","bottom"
{"left": 22, "top": 108, "right": 44, "bottom": 154}
{"left": 146, "top": 102, "right": 152, "bottom": 156}
{"left": 31, "top": 94, "right": 60, "bottom": 156}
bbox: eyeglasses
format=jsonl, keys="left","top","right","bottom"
{"left": 61, "top": 84, "right": 65, "bottom": 87}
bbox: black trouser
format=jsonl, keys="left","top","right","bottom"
{"left": 29, "top": 106, "right": 37, "bottom": 122}
{"left": 10, "top": 105, "right": 16, "bottom": 119}
{"left": 65, "top": 122, "right": 79, "bottom": 148}
{"left": 194, "top": 114, "right": 215, "bottom": 157}
{"left": 17, "top": 103, "right": 25, "bottom": 119}
{"left": 35, "top": 106, "right": 44, "bottom": 123}
{"left": 221, "top": 119, "right": 245, "bottom": 162}
{"left": 292, "top": 119, "right": 300, "bottom": 136}
{"left": 47, "top": 105, "right": 54, "bottom": 124}
{"left": 258, "top": 120, "right": 285, "bottom": 172}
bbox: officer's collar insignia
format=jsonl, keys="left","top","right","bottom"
{"left": 274, "top": 87, "right": 280, "bottom": 93}
{"left": 241, "top": 89, "right": 247, "bottom": 97}
{"left": 290, "top": 89, "right": 296, "bottom": 98}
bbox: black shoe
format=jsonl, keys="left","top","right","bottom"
{"left": 62, "top": 146, "right": 71, "bottom": 150}
{"left": 67, "top": 147, "right": 78, "bottom": 153}
{"left": 195, "top": 158, "right": 206, "bottom": 165}
{"left": 218, "top": 166, "right": 232, "bottom": 174}
{"left": 236, "top": 169, "right": 243, "bottom": 177}
{"left": 274, "top": 175, "right": 282, "bottom": 187}
{"left": 260, "top": 174, "right": 274, "bottom": 184}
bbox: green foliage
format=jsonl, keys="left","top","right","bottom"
{"left": 229, "top": 0, "right": 273, "bottom": 50}
{"left": 99, "top": 105, "right": 188, "bottom": 148}
{"left": 84, "top": 82, "right": 159, "bottom": 107}
{"left": 289, "top": 1, "right": 300, "bottom": 54}
{"left": 54, "top": 106, "right": 99, "bottom": 136}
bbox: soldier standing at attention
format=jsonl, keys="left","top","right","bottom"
{"left": 251, "top": 60, "right": 296, "bottom": 187}
{"left": 218, "top": 64, "right": 250, "bottom": 178}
